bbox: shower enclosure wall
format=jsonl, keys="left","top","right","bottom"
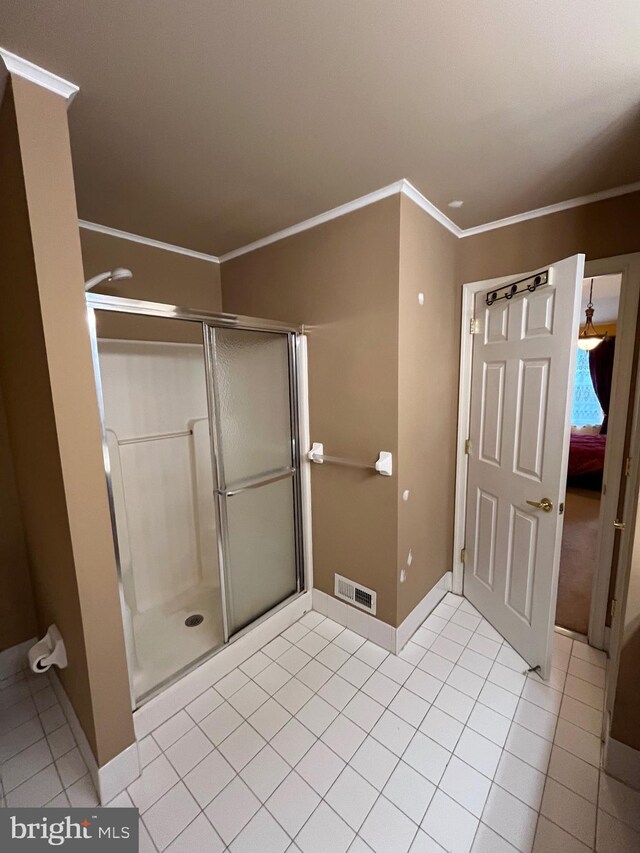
{"left": 87, "top": 295, "right": 305, "bottom": 706}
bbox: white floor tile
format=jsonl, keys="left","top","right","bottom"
{"left": 533, "top": 816, "right": 592, "bottom": 853}
{"left": 440, "top": 755, "right": 491, "bottom": 817}
{"left": 334, "top": 629, "right": 366, "bottom": 654}
{"left": 389, "top": 688, "right": 430, "bottom": 728}
{"left": 301, "top": 611, "right": 326, "bottom": 630}
{"left": 370, "top": 710, "right": 415, "bottom": 757}
{"left": 185, "top": 687, "right": 223, "bottom": 722}
{"left": 215, "top": 669, "right": 250, "bottom": 699}
{"left": 218, "top": 721, "right": 266, "bottom": 771}
{"left": 420, "top": 706, "right": 463, "bottom": 751}
{"left": 496, "top": 645, "right": 528, "bottom": 673}
{"left": 472, "top": 823, "right": 519, "bottom": 852}
{"left": 488, "top": 662, "right": 526, "bottom": 696}
{"left": 5, "top": 764, "right": 62, "bottom": 807}
{"left": 424, "top": 614, "right": 448, "bottom": 635}
{"left": 430, "top": 636, "right": 465, "bottom": 663}
{"left": 283, "top": 623, "right": 310, "bottom": 645}
{"left": 321, "top": 714, "right": 367, "bottom": 761}
{"left": 326, "top": 765, "right": 379, "bottom": 830}
{"left": 568, "top": 656, "right": 606, "bottom": 688}
{"left": 55, "top": 746, "right": 87, "bottom": 787}
{"left": 494, "top": 750, "right": 545, "bottom": 810}
{"left": 441, "top": 621, "right": 473, "bottom": 647}
{"left": 343, "top": 692, "right": 385, "bottom": 732}
{"left": 231, "top": 806, "right": 290, "bottom": 853}
{"left": 458, "top": 648, "right": 492, "bottom": 679}
{"left": 521, "top": 678, "right": 562, "bottom": 715}
{"left": 559, "top": 694, "right": 602, "bottom": 736}
{"left": 263, "top": 636, "right": 293, "bottom": 660}
{"left": 228, "top": 680, "right": 270, "bottom": 717}
{"left": 467, "top": 634, "right": 501, "bottom": 661}
{"left": 128, "top": 754, "right": 179, "bottom": 813}
{"left": 403, "top": 731, "right": 450, "bottom": 785}
{"left": 412, "top": 628, "right": 439, "bottom": 650}
{"left": 165, "top": 726, "right": 213, "bottom": 777}
{"left": 599, "top": 772, "right": 640, "bottom": 833}
{"left": 297, "top": 659, "right": 333, "bottom": 692}
{"left": 446, "top": 666, "right": 484, "bottom": 700}
{"left": 143, "top": 782, "right": 200, "bottom": 852}
{"left": 296, "top": 801, "right": 355, "bottom": 853}
{"left": 66, "top": 774, "right": 99, "bottom": 807}
{"left": 418, "top": 651, "right": 454, "bottom": 682}
{"left": 204, "top": 776, "right": 260, "bottom": 846}
{"left": 296, "top": 740, "right": 345, "bottom": 795}
{"left": 477, "top": 681, "right": 519, "bottom": 719}
{"left": 315, "top": 617, "right": 345, "bottom": 642}
{"left": 409, "top": 829, "right": 447, "bottom": 851}
{"left": 249, "top": 697, "right": 292, "bottom": 740}
{"left": 297, "top": 631, "right": 330, "bottom": 658}
{"left": 266, "top": 770, "right": 320, "bottom": 837}
{"left": 360, "top": 794, "right": 419, "bottom": 853}
{"left": 139, "top": 734, "right": 162, "bottom": 768}
{"left": 563, "top": 674, "right": 604, "bottom": 710}
{"left": 241, "top": 744, "right": 290, "bottom": 801}
{"left": 2, "top": 737, "right": 53, "bottom": 791}
{"left": 514, "top": 698, "right": 558, "bottom": 741}
{"left": 451, "top": 610, "right": 482, "bottom": 632}
{"left": 255, "top": 662, "right": 294, "bottom": 695}
{"left": 319, "top": 674, "right": 359, "bottom": 711}
{"left": 0, "top": 716, "right": 44, "bottom": 762}
{"left": 165, "top": 812, "right": 224, "bottom": 853}
{"left": 350, "top": 736, "right": 399, "bottom": 791}
{"left": 297, "top": 694, "right": 339, "bottom": 735}
{"left": 505, "top": 722, "right": 552, "bottom": 773}
{"left": 547, "top": 744, "right": 599, "bottom": 803}
{"left": 339, "top": 658, "right": 376, "bottom": 689}
{"left": 199, "top": 702, "right": 243, "bottom": 745}
{"left": 596, "top": 807, "right": 640, "bottom": 852}
{"left": 434, "top": 685, "right": 475, "bottom": 724}
{"left": 421, "top": 789, "right": 479, "bottom": 853}
{"left": 274, "top": 678, "right": 314, "bottom": 714}
{"left": 316, "top": 643, "right": 350, "bottom": 672}
{"left": 240, "top": 650, "right": 272, "bottom": 678}
{"left": 405, "top": 670, "right": 443, "bottom": 704}
{"left": 183, "top": 748, "right": 235, "bottom": 808}
{"left": 467, "top": 703, "right": 511, "bottom": 747}
{"left": 571, "top": 643, "right": 607, "bottom": 669}
{"left": 383, "top": 760, "right": 435, "bottom": 825}
{"left": 378, "top": 655, "right": 414, "bottom": 685}
{"left": 541, "top": 778, "right": 596, "bottom": 848}
{"left": 475, "top": 620, "right": 503, "bottom": 644}
{"left": 270, "top": 718, "right": 316, "bottom": 766}
{"left": 362, "top": 671, "right": 402, "bottom": 706}
{"left": 553, "top": 718, "right": 601, "bottom": 767}
{"left": 454, "top": 729, "right": 502, "bottom": 780}
{"left": 482, "top": 784, "right": 537, "bottom": 852}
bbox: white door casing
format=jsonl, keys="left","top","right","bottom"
{"left": 464, "top": 255, "right": 584, "bottom": 676}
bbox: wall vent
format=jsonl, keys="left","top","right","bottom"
{"left": 334, "top": 574, "right": 377, "bottom": 615}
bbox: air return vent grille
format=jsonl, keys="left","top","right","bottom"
{"left": 334, "top": 574, "right": 377, "bottom": 615}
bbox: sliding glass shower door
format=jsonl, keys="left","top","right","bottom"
{"left": 209, "top": 327, "right": 301, "bottom": 635}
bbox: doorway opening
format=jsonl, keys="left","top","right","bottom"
{"left": 555, "top": 274, "right": 622, "bottom": 636}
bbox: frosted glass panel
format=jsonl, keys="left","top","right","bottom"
{"left": 214, "top": 329, "right": 292, "bottom": 487}
{"left": 224, "top": 477, "right": 297, "bottom": 632}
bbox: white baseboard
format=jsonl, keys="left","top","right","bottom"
{"left": 312, "top": 572, "right": 452, "bottom": 655}
{"left": 49, "top": 670, "right": 140, "bottom": 804}
{"left": 604, "top": 734, "right": 640, "bottom": 791}
{"left": 0, "top": 637, "right": 36, "bottom": 679}
{"left": 134, "top": 590, "right": 313, "bottom": 741}
{"left": 396, "top": 572, "right": 452, "bottom": 653}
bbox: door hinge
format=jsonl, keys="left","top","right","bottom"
{"left": 610, "top": 598, "right": 617, "bottom": 620}
{"left": 470, "top": 318, "right": 480, "bottom": 335}
{"left": 625, "top": 456, "right": 633, "bottom": 477}
{"left": 559, "top": 502, "right": 564, "bottom": 515}
{"left": 614, "top": 519, "right": 626, "bottom": 531}
{"left": 464, "top": 438, "right": 472, "bottom": 455}
{"left": 461, "top": 547, "right": 467, "bottom": 564}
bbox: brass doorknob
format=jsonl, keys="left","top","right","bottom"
{"left": 526, "top": 497, "right": 554, "bottom": 512}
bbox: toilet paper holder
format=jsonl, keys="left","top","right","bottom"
{"left": 29, "top": 625, "right": 67, "bottom": 672}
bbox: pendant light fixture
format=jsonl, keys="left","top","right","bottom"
{"left": 577, "top": 278, "right": 606, "bottom": 351}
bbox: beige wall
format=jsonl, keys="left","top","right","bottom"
{"left": 397, "top": 196, "right": 459, "bottom": 623}
{"left": 222, "top": 197, "right": 402, "bottom": 626}
{"left": 80, "top": 228, "right": 222, "bottom": 310}
{"left": 0, "top": 384, "right": 37, "bottom": 651}
{"left": 0, "top": 78, "right": 134, "bottom": 765}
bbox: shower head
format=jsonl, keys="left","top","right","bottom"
{"left": 84, "top": 267, "right": 133, "bottom": 292}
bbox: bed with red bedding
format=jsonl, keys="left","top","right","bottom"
{"left": 567, "top": 433, "right": 607, "bottom": 489}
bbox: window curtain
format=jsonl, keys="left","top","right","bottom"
{"left": 589, "top": 337, "right": 616, "bottom": 435}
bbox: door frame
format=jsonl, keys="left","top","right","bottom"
{"left": 453, "top": 254, "right": 640, "bottom": 657}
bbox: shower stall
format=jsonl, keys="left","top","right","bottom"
{"left": 86, "top": 294, "right": 305, "bottom": 706}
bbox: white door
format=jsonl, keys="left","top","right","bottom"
{"left": 464, "top": 255, "right": 584, "bottom": 676}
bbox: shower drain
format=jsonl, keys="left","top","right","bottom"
{"left": 185, "top": 614, "right": 204, "bottom": 628}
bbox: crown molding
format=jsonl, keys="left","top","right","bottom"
{"left": 219, "top": 181, "right": 406, "bottom": 262}
{"left": 399, "top": 179, "right": 463, "bottom": 237}
{"left": 78, "top": 220, "right": 220, "bottom": 264}
{"left": 0, "top": 47, "right": 79, "bottom": 105}
{"left": 461, "top": 180, "right": 640, "bottom": 238}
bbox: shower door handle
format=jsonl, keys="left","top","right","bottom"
{"left": 216, "top": 467, "right": 295, "bottom": 498}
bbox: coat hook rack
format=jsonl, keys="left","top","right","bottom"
{"left": 307, "top": 442, "right": 392, "bottom": 477}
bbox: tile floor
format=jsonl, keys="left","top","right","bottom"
{"left": 2, "top": 594, "right": 640, "bottom": 852}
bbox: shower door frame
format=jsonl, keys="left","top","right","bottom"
{"left": 86, "top": 293, "right": 307, "bottom": 707}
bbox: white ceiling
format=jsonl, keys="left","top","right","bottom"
{"left": 582, "top": 275, "right": 621, "bottom": 324}
{"left": 2, "top": 1, "right": 639, "bottom": 255}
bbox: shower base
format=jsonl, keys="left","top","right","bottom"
{"left": 130, "top": 584, "right": 224, "bottom": 703}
